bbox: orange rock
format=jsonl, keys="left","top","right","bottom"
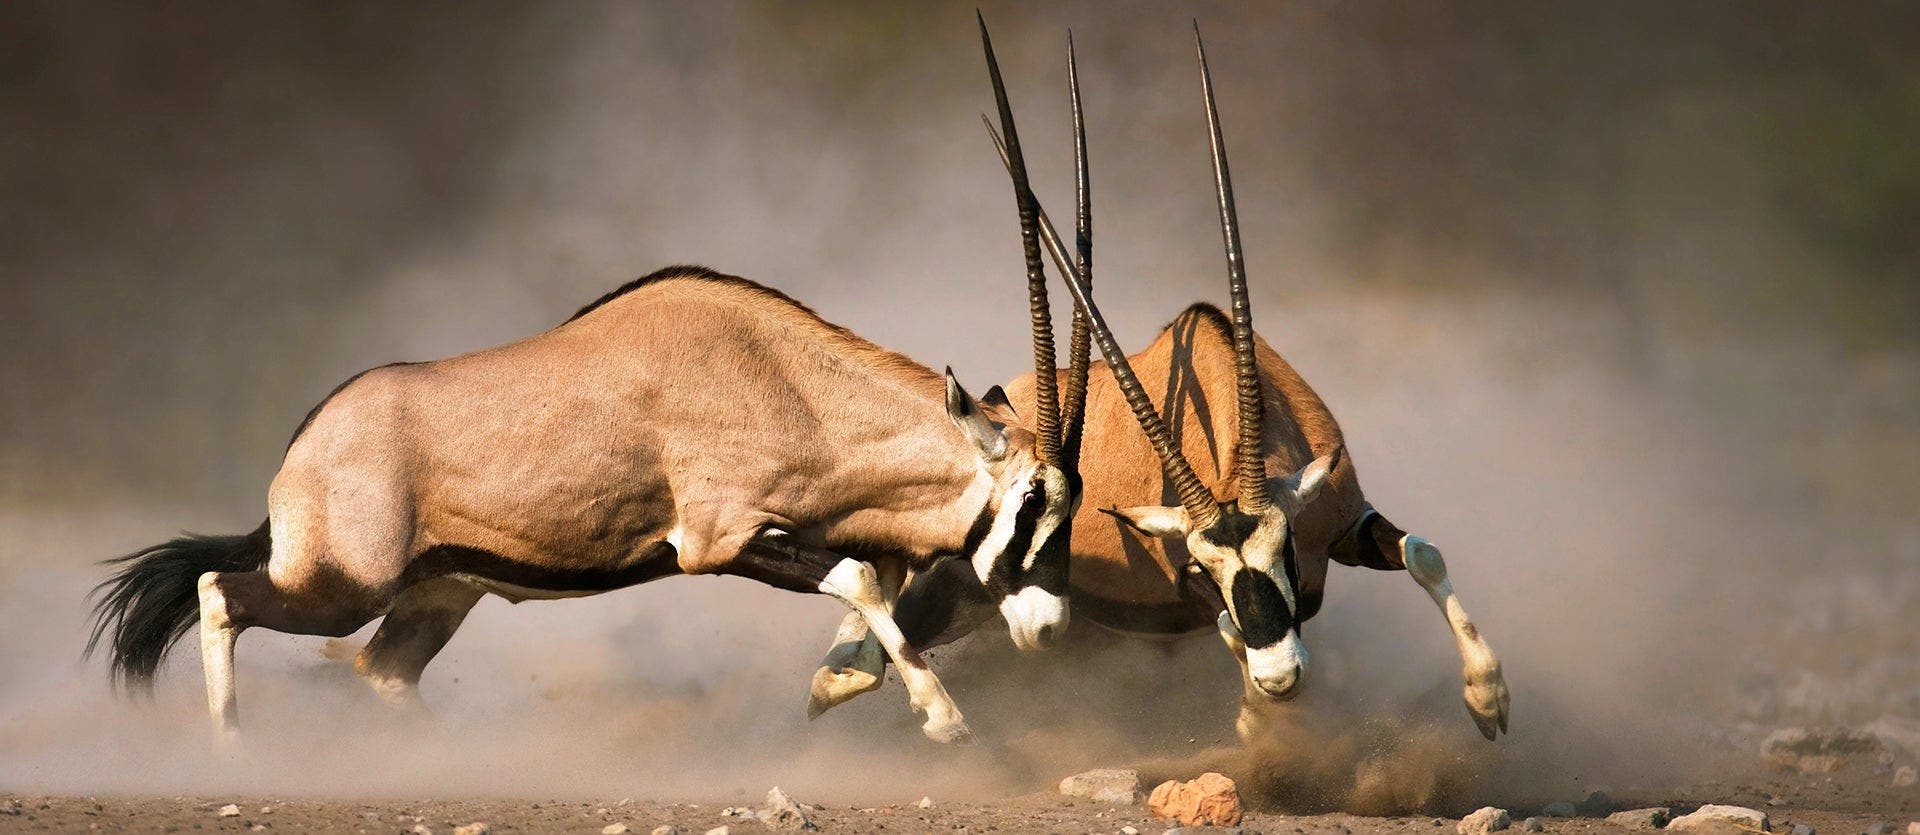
{"left": 1147, "top": 772, "right": 1243, "bottom": 827}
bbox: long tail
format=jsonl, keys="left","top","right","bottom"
{"left": 84, "top": 519, "right": 272, "bottom": 692}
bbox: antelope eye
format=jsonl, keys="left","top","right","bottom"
{"left": 1021, "top": 489, "right": 1044, "bottom": 510}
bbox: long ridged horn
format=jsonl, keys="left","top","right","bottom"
{"left": 1061, "top": 31, "right": 1093, "bottom": 470}
{"left": 980, "top": 12, "right": 1061, "bottom": 465}
{"left": 983, "top": 121, "right": 1222, "bottom": 530}
{"left": 1196, "top": 23, "right": 1268, "bottom": 514}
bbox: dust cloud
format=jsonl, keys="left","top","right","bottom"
{"left": 3, "top": 2, "right": 1915, "bottom": 812}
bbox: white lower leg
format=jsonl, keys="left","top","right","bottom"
{"left": 196, "top": 572, "right": 243, "bottom": 736}
{"left": 360, "top": 672, "right": 423, "bottom": 710}
{"left": 820, "top": 559, "right": 969, "bottom": 743}
{"left": 807, "top": 612, "right": 884, "bottom": 717}
{"left": 1403, "top": 535, "right": 1509, "bottom": 737}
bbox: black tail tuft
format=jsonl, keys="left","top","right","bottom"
{"left": 84, "top": 520, "right": 272, "bottom": 693}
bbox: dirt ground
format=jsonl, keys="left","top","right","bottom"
{"left": 5, "top": 774, "right": 1915, "bottom": 834}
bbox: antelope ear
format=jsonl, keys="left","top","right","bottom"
{"left": 979, "top": 384, "right": 1021, "bottom": 424}
{"left": 1279, "top": 445, "right": 1344, "bottom": 508}
{"left": 1098, "top": 505, "right": 1191, "bottom": 538}
{"left": 980, "top": 385, "right": 1015, "bottom": 415}
{"left": 946, "top": 368, "right": 1008, "bottom": 461}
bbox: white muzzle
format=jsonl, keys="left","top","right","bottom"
{"left": 1000, "top": 585, "right": 1068, "bottom": 651}
{"left": 1246, "top": 632, "right": 1309, "bottom": 700}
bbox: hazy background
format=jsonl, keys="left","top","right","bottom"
{"left": 2, "top": 1, "right": 1915, "bottom": 809}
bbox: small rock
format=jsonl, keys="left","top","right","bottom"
{"left": 1, "top": 800, "right": 21, "bottom": 816}
{"left": 1522, "top": 818, "right": 1544, "bottom": 832}
{"left": 1668, "top": 804, "right": 1770, "bottom": 833}
{"left": 603, "top": 825, "right": 631, "bottom": 835}
{"left": 756, "top": 788, "right": 816, "bottom": 831}
{"left": 1121, "top": 827, "right": 1142, "bottom": 835}
{"left": 1458, "top": 806, "right": 1512, "bottom": 835}
{"left": 1762, "top": 728, "right": 1882, "bottom": 774}
{"left": 1542, "top": 803, "right": 1577, "bottom": 819}
{"left": 1865, "top": 825, "right": 1896, "bottom": 835}
{"left": 650, "top": 828, "right": 679, "bottom": 835}
{"left": 1893, "top": 766, "right": 1918, "bottom": 788}
{"left": 1907, "top": 824, "right": 1920, "bottom": 835}
{"left": 259, "top": 806, "right": 274, "bottom": 815}
{"left": 218, "top": 805, "right": 242, "bottom": 818}
{"left": 1790, "top": 825, "right": 1814, "bottom": 835}
{"left": 1060, "top": 768, "right": 1144, "bottom": 804}
{"left": 1147, "top": 773, "right": 1243, "bottom": 828}
{"left": 452, "top": 825, "right": 490, "bottom": 835}
{"left": 411, "top": 825, "right": 434, "bottom": 835}
{"left": 704, "top": 828, "right": 729, "bottom": 835}
{"left": 1580, "top": 793, "right": 1619, "bottom": 817}
{"left": 918, "top": 797, "right": 935, "bottom": 810}
{"left": 1432, "top": 820, "right": 1448, "bottom": 828}
{"left": 1608, "top": 808, "right": 1673, "bottom": 830}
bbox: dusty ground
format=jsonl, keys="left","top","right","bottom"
{"left": 5, "top": 774, "right": 1915, "bottom": 834}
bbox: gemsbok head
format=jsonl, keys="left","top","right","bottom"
{"left": 987, "top": 23, "right": 1342, "bottom": 702}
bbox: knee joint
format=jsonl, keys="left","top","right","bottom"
{"left": 1403, "top": 535, "right": 1448, "bottom": 587}
{"left": 198, "top": 572, "right": 240, "bottom": 629}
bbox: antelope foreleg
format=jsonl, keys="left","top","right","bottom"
{"left": 728, "top": 541, "right": 972, "bottom": 743}
{"left": 806, "top": 560, "right": 904, "bottom": 719}
{"left": 1403, "top": 535, "right": 1510, "bottom": 739}
{"left": 818, "top": 558, "right": 972, "bottom": 744}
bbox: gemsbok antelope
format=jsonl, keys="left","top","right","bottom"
{"left": 86, "top": 263, "right": 1089, "bottom": 745}
{"left": 811, "top": 21, "right": 1511, "bottom": 741}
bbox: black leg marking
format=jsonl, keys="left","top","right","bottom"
{"left": 725, "top": 539, "right": 847, "bottom": 594}
{"left": 895, "top": 557, "right": 999, "bottom": 649}
{"left": 1328, "top": 509, "right": 1408, "bottom": 571}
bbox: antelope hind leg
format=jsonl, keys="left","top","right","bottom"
{"left": 354, "top": 577, "right": 485, "bottom": 712}
{"left": 196, "top": 567, "right": 386, "bottom": 738}
{"left": 197, "top": 572, "right": 249, "bottom": 740}
{"left": 1403, "top": 535, "right": 1510, "bottom": 739}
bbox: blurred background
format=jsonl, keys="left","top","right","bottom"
{"left": 1, "top": 1, "right": 1914, "bottom": 808}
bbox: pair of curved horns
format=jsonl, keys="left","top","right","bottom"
{"left": 977, "top": 18, "right": 1270, "bottom": 527}
{"left": 978, "top": 13, "right": 1093, "bottom": 469}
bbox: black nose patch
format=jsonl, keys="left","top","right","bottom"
{"left": 1230, "top": 567, "right": 1293, "bottom": 649}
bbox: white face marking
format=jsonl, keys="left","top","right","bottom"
{"left": 1020, "top": 468, "right": 1071, "bottom": 572}
{"left": 665, "top": 525, "right": 685, "bottom": 553}
{"left": 999, "top": 584, "right": 1068, "bottom": 651}
{"left": 970, "top": 469, "right": 1033, "bottom": 583}
{"left": 1201, "top": 512, "right": 1302, "bottom": 631}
